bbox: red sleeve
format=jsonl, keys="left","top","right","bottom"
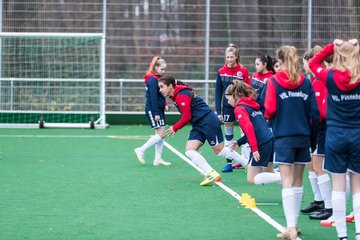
{"left": 264, "top": 79, "right": 277, "bottom": 119}
{"left": 172, "top": 94, "right": 192, "bottom": 132}
{"left": 309, "top": 43, "right": 334, "bottom": 86}
{"left": 235, "top": 107, "right": 258, "bottom": 152}
{"left": 244, "top": 69, "right": 252, "bottom": 85}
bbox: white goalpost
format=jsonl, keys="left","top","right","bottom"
{"left": 0, "top": 32, "right": 107, "bottom": 129}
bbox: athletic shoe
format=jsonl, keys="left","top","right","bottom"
{"left": 309, "top": 208, "right": 332, "bottom": 220}
{"left": 338, "top": 237, "right": 348, "bottom": 240}
{"left": 222, "top": 163, "right": 233, "bottom": 172}
{"left": 134, "top": 147, "right": 145, "bottom": 164}
{"left": 300, "top": 201, "right": 324, "bottom": 213}
{"left": 355, "top": 233, "right": 360, "bottom": 240}
{"left": 320, "top": 216, "right": 335, "bottom": 227}
{"left": 200, "top": 170, "right": 221, "bottom": 186}
{"left": 346, "top": 212, "right": 355, "bottom": 222}
{"left": 276, "top": 228, "right": 297, "bottom": 240}
{"left": 153, "top": 159, "right": 171, "bottom": 166}
{"left": 232, "top": 163, "right": 244, "bottom": 169}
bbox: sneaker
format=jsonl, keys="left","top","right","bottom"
{"left": 232, "top": 163, "right": 244, "bottom": 169}
{"left": 222, "top": 163, "right": 233, "bottom": 172}
{"left": 300, "top": 201, "right": 324, "bottom": 213}
{"left": 153, "top": 159, "right": 171, "bottom": 166}
{"left": 320, "top": 216, "right": 335, "bottom": 227}
{"left": 200, "top": 170, "right": 221, "bottom": 186}
{"left": 346, "top": 212, "right": 355, "bottom": 222}
{"left": 134, "top": 147, "right": 145, "bottom": 164}
{"left": 309, "top": 208, "right": 332, "bottom": 220}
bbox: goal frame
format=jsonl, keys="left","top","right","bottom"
{"left": 0, "top": 32, "right": 107, "bottom": 129}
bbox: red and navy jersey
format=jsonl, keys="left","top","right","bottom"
{"left": 234, "top": 97, "right": 273, "bottom": 152}
{"left": 170, "top": 85, "right": 212, "bottom": 132}
{"left": 144, "top": 73, "right": 166, "bottom": 115}
{"left": 311, "top": 76, "right": 327, "bottom": 122}
{"left": 215, "top": 64, "right": 251, "bottom": 114}
{"left": 252, "top": 71, "right": 274, "bottom": 103}
{"left": 264, "top": 71, "right": 319, "bottom": 141}
{"left": 309, "top": 43, "right": 360, "bottom": 128}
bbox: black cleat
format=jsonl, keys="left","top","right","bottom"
{"left": 309, "top": 208, "right": 332, "bottom": 220}
{"left": 300, "top": 201, "right": 324, "bottom": 214}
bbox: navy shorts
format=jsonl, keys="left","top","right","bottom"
{"left": 222, "top": 106, "right": 235, "bottom": 123}
{"left": 274, "top": 147, "right": 311, "bottom": 165}
{"left": 324, "top": 126, "right": 360, "bottom": 174}
{"left": 314, "top": 129, "right": 326, "bottom": 155}
{"left": 249, "top": 139, "right": 274, "bottom": 168}
{"left": 188, "top": 113, "right": 224, "bottom": 147}
{"left": 145, "top": 110, "right": 166, "bottom": 129}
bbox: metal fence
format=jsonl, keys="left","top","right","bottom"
{"left": 1, "top": 0, "right": 360, "bottom": 112}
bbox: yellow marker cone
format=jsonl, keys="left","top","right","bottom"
{"left": 245, "top": 197, "right": 256, "bottom": 209}
{"left": 240, "top": 193, "right": 250, "bottom": 205}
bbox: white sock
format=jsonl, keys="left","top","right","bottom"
{"left": 353, "top": 193, "right": 360, "bottom": 235}
{"left": 346, "top": 174, "right": 351, "bottom": 201}
{"left": 332, "top": 191, "right": 347, "bottom": 238}
{"left": 218, "top": 146, "right": 248, "bottom": 166}
{"left": 185, "top": 150, "right": 213, "bottom": 174}
{"left": 224, "top": 126, "right": 234, "bottom": 144}
{"left": 154, "top": 139, "right": 164, "bottom": 160}
{"left": 254, "top": 171, "right": 281, "bottom": 185}
{"left": 318, "top": 174, "right": 332, "bottom": 209}
{"left": 293, "top": 187, "right": 303, "bottom": 225}
{"left": 282, "top": 188, "right": 296, "bottom": 228}
{"left": 140, "top": 134, "right": 162, "bottom": 152}
{"left": 309, "top": 171, "right": 322, "bottom": 202}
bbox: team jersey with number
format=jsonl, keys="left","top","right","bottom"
{"left": 215, "top": 64, "right": 251, "bottom": 115}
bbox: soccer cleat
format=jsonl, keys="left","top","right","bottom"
{"left": 222, "top": 163, "right": 233, "bottom": 172}
{"left": 232, "top": 163, "right": 244, "bottom": 169}
{"left": 200, "top": 170, "right": 221, "bottom": 186}
{"left": 300, "top": 201, "right": 324, "bottom": 213}
{"left": 320, "top": 216, "right": 335, "bottom": 227}
{"left": 346, "top": 212, "right": 355, "bottom": 222}
{"left": 134, "top": 147, "right": 145, "bottom": 164}
{"left": 309, "top": 208, "right": 332, "bottom": 220}
{"left": 153, "top": 159, "right": 171, "bottom": 166}
{"left": 338, "top": 237, "right": 348, "bottom": 240}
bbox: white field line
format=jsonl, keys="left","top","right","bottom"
{"left": 164, "top": 141, "right": 302, "bottom": 240}
{"left": 0, "top": 135, "right": 148, "bottom": 140}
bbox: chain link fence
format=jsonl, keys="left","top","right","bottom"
{"left": 1, "top": 0, "right": 360, "bottom": 112}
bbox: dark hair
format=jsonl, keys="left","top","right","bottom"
{"left": 158, "top": 75, "right": 195, "bottom": 98}
{"left": 257, "top": 55, "right": 274, "bottom": 73}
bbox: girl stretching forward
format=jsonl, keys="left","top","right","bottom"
{"left": 158, "top": 75, "right": 248, "bottom": 186}
{"left": 225, "top": 81, "right": 281, "bottom": 185}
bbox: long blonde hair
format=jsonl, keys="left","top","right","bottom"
{"left": 225, "top": 43, "right": 241, "bottom": 66}
{"left": 333, "top": 40, "right": 360, "bottom": 84}
{"left": 276, "top": 45, "right": 301, "bottom": 84}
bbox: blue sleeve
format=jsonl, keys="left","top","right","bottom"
{"left": 215, "top": 72, "right": 223, "bottom": 114}
{"left": 309, "top": 81, "right": 320, "bottom": 130}
{"left": 148, "top": 77, "right": 161, "bottom": 115}
{"left": 236, "top": 135, "right": 247, "bottom": 146}
{"left": 257, "top": 81, "right": 268, "bottom": 109}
